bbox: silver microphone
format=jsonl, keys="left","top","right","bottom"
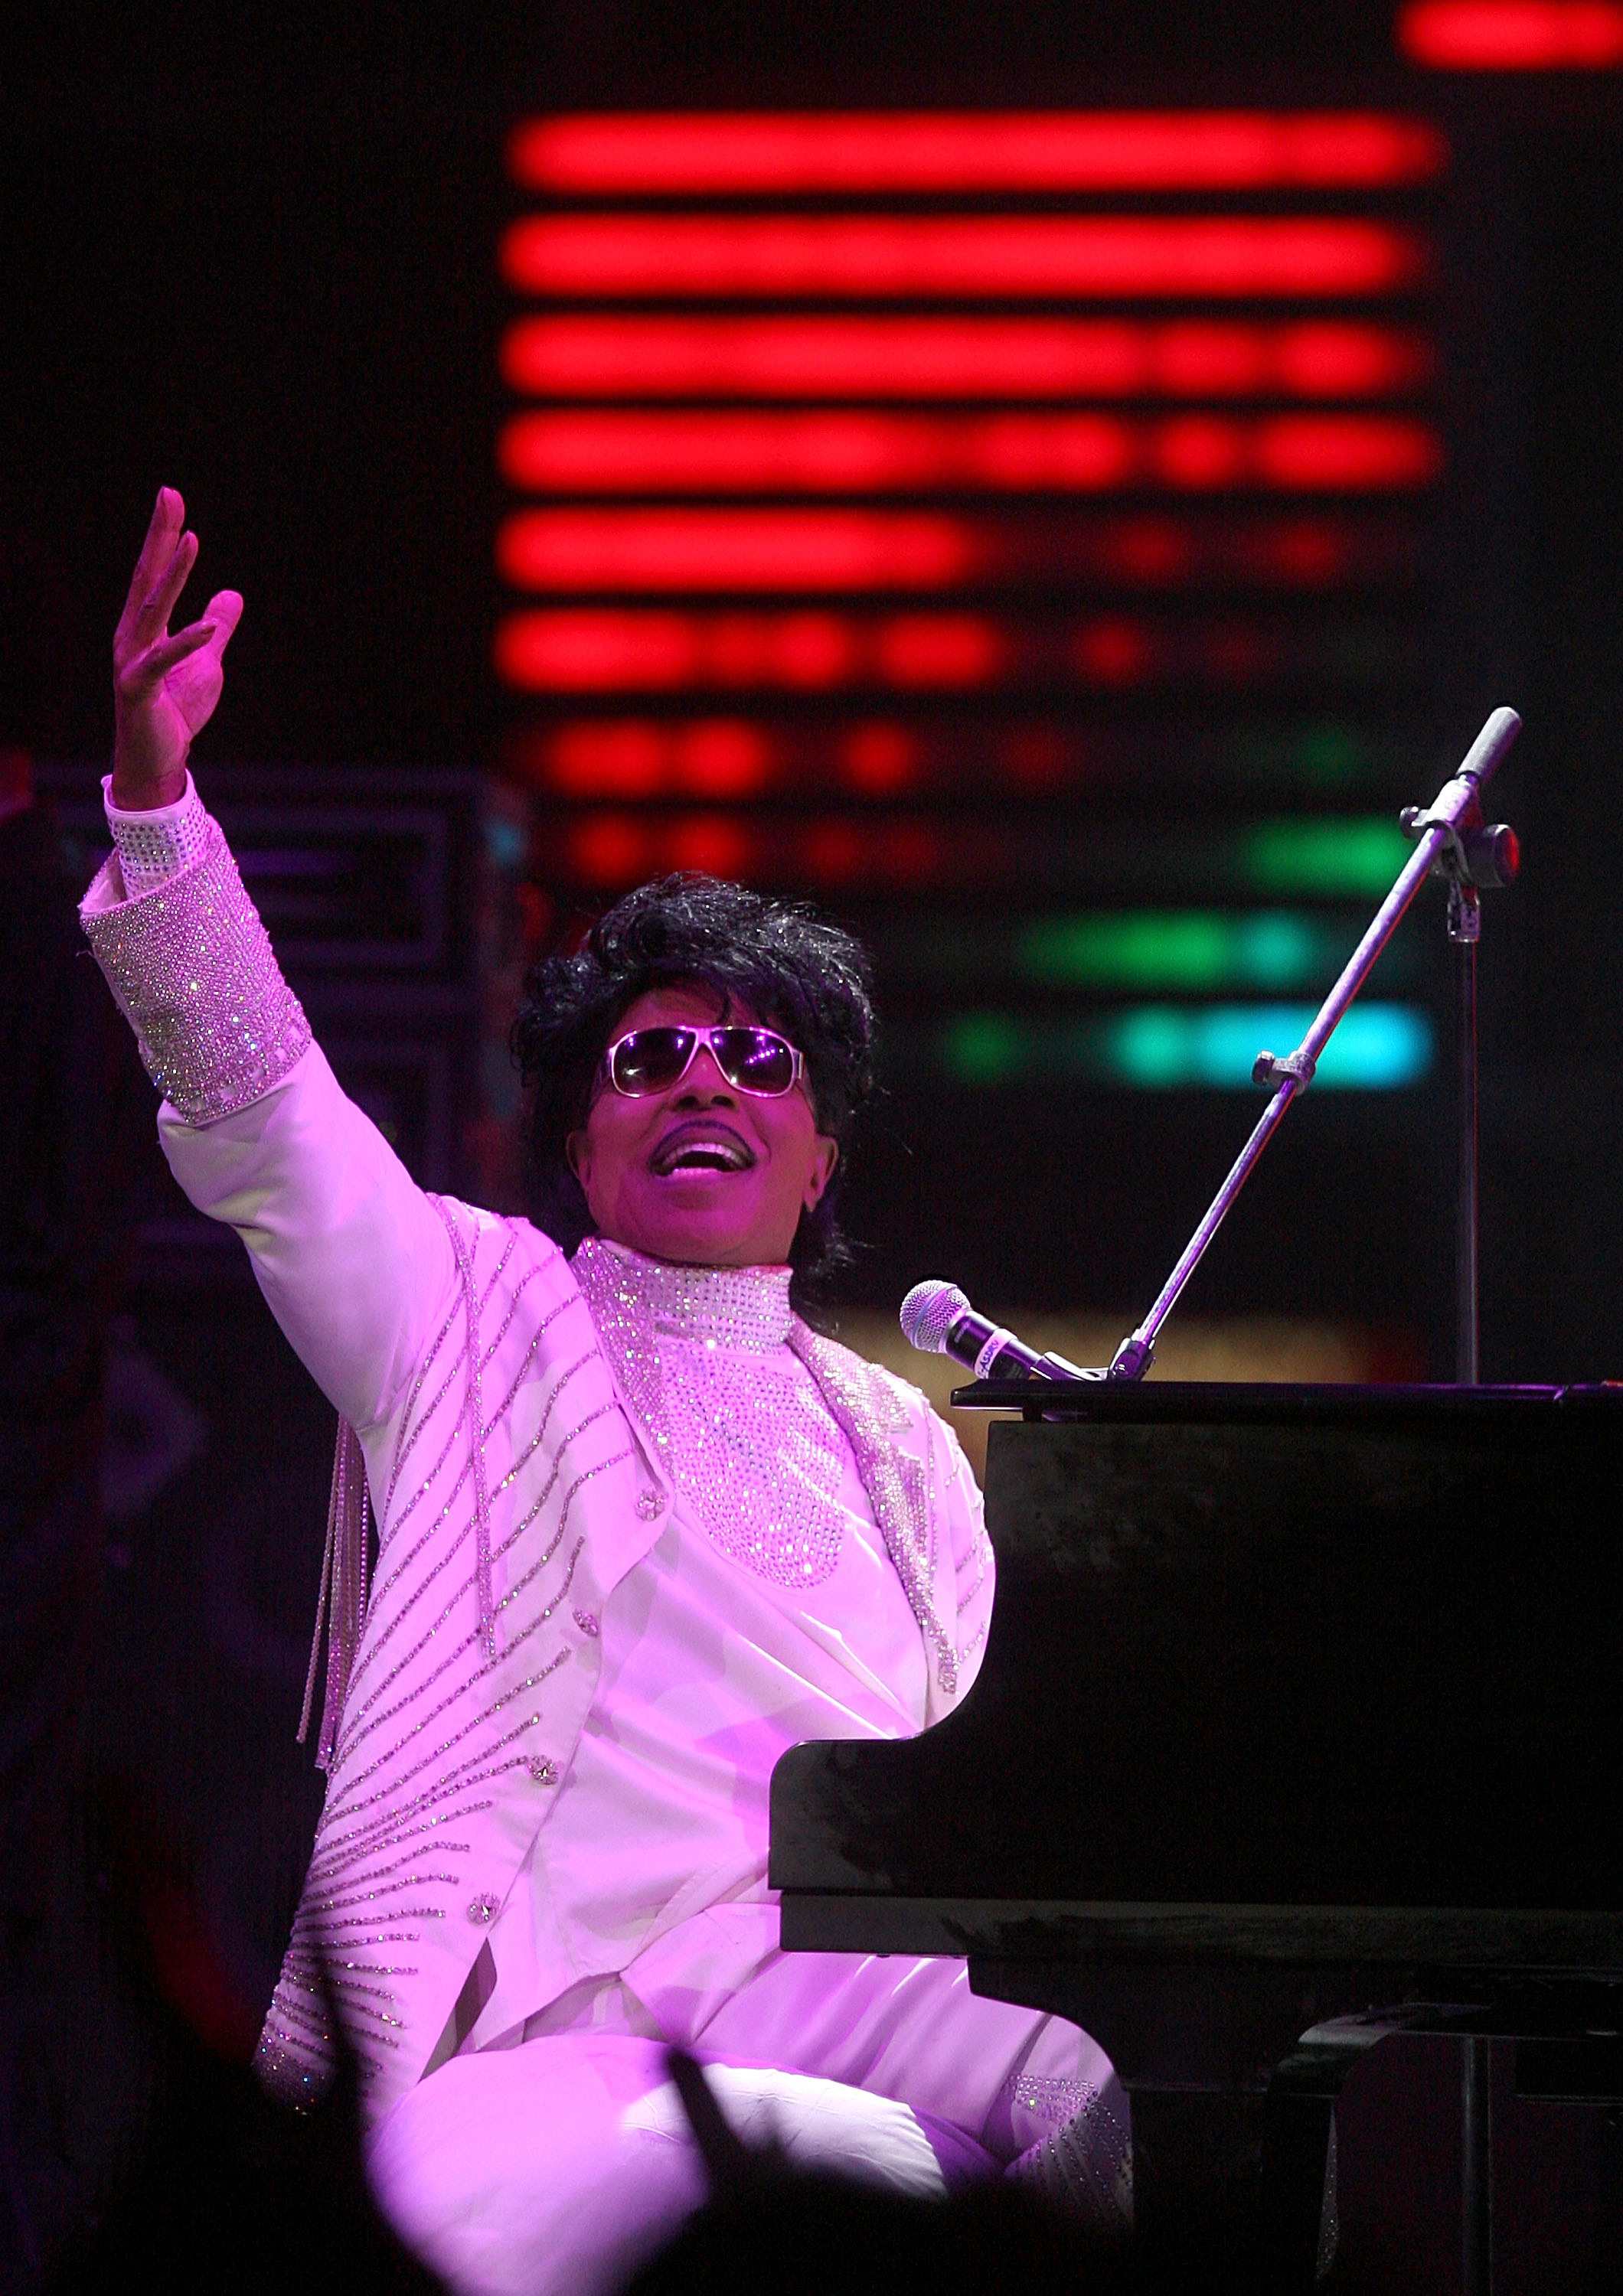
{"left": 899, "top": 1280, "right": 1098, "bottom": 1383}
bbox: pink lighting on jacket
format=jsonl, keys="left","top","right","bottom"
{"left": 508, "top": 113, "right": 1447, "bottom": 193}
{"left": 499, "top": 214, "right": 1428, "bottom": 301}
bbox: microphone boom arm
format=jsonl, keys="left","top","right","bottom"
{"left": 1105, "top": 706, "right": 1522, "bottom": 1382}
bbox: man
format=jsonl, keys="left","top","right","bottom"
{"left": 83, "top": 490, "right": 1129, "bottom": 2296}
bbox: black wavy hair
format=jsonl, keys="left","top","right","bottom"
{"left": 510, "top": 875, "right": 879, "bottom": 1316}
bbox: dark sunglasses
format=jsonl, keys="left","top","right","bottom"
{"left": 600, "top": 1024, "right": 805, "bottom": 1100}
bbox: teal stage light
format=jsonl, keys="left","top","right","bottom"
{"left": 939, "top": 1002, "right": 1432, "bottom": 1089}
{"left": 1100, "top": 1001, "right": 1432, "bottom": 1088}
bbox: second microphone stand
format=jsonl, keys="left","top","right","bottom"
{"left": 1105, "top": 706, "right": 1523, "bottom": 1386}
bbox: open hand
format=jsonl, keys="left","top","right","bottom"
{"left": 112, "top": 488, "right": 243, "bottom": 809}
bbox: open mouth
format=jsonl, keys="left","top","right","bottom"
{"left": 649, "top": 1123, "right": 756, "bottom": 1178}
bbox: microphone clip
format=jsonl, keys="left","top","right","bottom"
{"left": 1400, "top": 798, "right": 1520, "bottom": 893}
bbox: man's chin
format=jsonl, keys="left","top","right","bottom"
{"left": 614, "top": 1186, "right": 781, "bottom": 1267}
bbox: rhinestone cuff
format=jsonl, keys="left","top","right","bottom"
{"left": 102, "top": 770, "right": 211, "bottom": 895}
{"left": 80, "top": 818, "right": 312, "bottom": 1125}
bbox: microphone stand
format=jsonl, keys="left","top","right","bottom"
{"left": 1453, "top": 875, "right": 1481, "bottom": 1385}
{"left": 1105, "top": 706, "right": 1523, "bottom": 1384}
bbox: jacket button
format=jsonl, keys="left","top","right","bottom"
{"left": 573, "top": 1609, "right": 600, "bottom": 1638}
{"left": 528, "top": 1757, "right": 558, "bottom": 1786}
{"left": 635, "top": 1489, "right": 664, "bottom": 1521}
{"left": 467, "top": 1892, "right": 500, "bottom": 1926}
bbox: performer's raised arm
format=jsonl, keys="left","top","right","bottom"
{"left": 80, "top": 489, "right": 455, "bottom": 1431}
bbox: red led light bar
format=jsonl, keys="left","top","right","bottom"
{"left": 1253, "top": 416, "right": 1442, "bottom": 488}
{"left": 497, "top": 508, "right": 976, "bottom": 590}
{"left": 498, "top": 317, "right": 1435, "bottom": 403}
{"left": 505, "top": 718, "right": 1125, "bottom": 801}
{"left": 497, "top": 411, "right": 1442, "bottom": 494}
{"left": 1399, "top": 1, "right": 1623, "bottom": 64}
{"left": 499, "top": 215, "right": 1428, "bottom": 301}
{"left": 556, "top": 811, "right": 961, "bottom": 892}
{"left": 498, "top": 410, "right": 1132, "bottom": 493}
{"left": 509, "top": 112, "right": 1447, "bottom": 193}
{"left": 504, "top": 709, "right": 1403, "bottom": 805}
{"left": 566, "top": 812, "right": 761, "bottom": 888}
{"left": 493, "top": 608, "right": 1001, "bottom": 690}
{"left": 496, "top": 508, "right": 1419, "bottom": 594}
{"left": 537, "top": 719, "right": 776, "bottom": 798}
{"left": 492, "top": 607, "right": 1402, "bottom": 694}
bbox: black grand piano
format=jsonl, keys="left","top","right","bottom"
{"left": 769, "top": 1380, "right": 1623, "bottom": 2290}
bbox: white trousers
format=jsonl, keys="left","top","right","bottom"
{"left": 367, "top": 1946, "right": 1127, "bottom": 2296}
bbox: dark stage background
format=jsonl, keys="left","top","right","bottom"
{"left": 3, "top": 5, "right": 1622, "bottom": 2289}
{"left": 6, "top": 6, "right": 1623, "bottom": 1376}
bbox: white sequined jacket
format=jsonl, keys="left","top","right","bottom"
{"left": 80, "top": 813, "right": 996, "bottom": 2122}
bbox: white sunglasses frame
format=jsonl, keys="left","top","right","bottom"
{"left": 599, "top": 1023, "right": 807, "bottom": 1100}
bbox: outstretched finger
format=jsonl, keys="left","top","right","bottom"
{"left": 116, "top": 488, "right": 185, "bottom": 647}
{"left": 117, "top": 619, "right": 218, "bottom": 699}
{"left": 130, "top": 527, "right": 200, "bottom": 651}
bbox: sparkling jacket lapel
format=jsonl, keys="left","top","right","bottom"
{"left": 788, "top": 1323, "right": 959, "bottom": 1703}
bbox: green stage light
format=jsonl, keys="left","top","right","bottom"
{"left": 1292, "top": 722, "right": 1369, "bottom": 788}
{"left": 1243, "top": 816, "right": 1412, "bottom": 895}
{"left": 1021, "top": 912, "right": 1226, "bottom": 989}
{"left": 1229, "top": 722, "right": 1373, "bottom": 788}
{"left": 1019, "top": 909, "right": 1346, "bottom": 992}
{"left": 940, "top": 1011, "right": 1030, "bottom": 1084}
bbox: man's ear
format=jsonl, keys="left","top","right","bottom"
{"left": 803, "top": 1135, "right": 838, "bottom": 1212}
